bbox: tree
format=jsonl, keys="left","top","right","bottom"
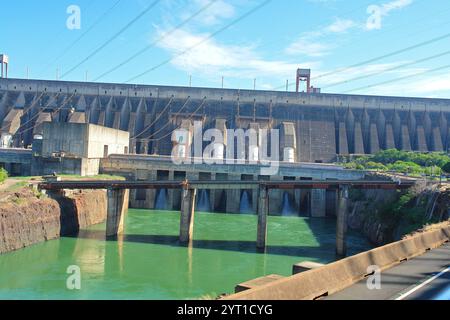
{"left": 441, "top": 162, "right": 450, "bottom": 174}
{"left": 0, "top": 168, "right": 7, "bottom": 184}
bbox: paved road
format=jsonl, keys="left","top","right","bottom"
{"left": 325, "top": 243, "right": 450, "bottom": 300}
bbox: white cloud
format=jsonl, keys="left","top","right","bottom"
{"left": 285, "top": 18, "right": 357, "bottom": 57}
{"left": 155, "top": 27, "right": 320, "bottom": 79}
{"left": 361, "top": 73, "right": 450, "bottom": 98}
{"left": 316, "top": 61, "right": 427, "bottom": 87}
{"left": 325, "top": 18, "right": 356, "bottom": 33}
{"left": 285, "top": 37, "right": 332, "bottom": 57}
{"left": 314, "top": 60, "right": 450, "bottom": 98}
{"left": 181, "top": 0, "right": 236, "bottom": 26}
{"left": 366, "top": 0, "right": 414, "bottom": 30}
{"left": 380, "top": 0, "right": 413, "bottom": 16}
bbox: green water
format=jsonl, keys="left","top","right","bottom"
{"left": 0, "top": 209, "right": 371, "bottom": 300}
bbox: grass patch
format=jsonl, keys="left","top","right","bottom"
{"left": 58, "top": 174, "right": 126, "bottom": 181}
{"left": 11, "top": 197, "right": 26, "bottom": 205}
{"left": 5, "top": 181, "right": 29, "bottom": 192}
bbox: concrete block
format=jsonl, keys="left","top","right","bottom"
{"left": 223, "top": 224, "right": 450, "bottom": 300}
{"left": 235, "top": 274, "right": 285, "bottom": 293}
{"left": 293, "top": 261, "right": 325, "bottom": 274}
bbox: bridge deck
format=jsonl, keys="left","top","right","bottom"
{"left": 39, "top": 180, "right": 415, "bottom": 191}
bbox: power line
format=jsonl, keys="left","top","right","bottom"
{"left": 61, "top": 0, "right": 161, "bottom": 79}
{"left": 344, "top": 63, "right": 450, "bottom": 94}
{"left": 149, "top": 97, "right": 208, "bottom": 142}
{"left": 275, "top": 30, "right": 450, "bottom": 91}
{"left": 316, "top": 31, "right": 450, "bottom": 81}
{"left": 143, "top": 96, "right": 192, "bottom": 140}
{"left": 132, "top": 96, "right": 175, "bottom": 139}
{"left": 125, "top": 0, "right": 272, "bottom": 83}
{"left": 0, "top": 91, "right": 46, "bottom": 133}
{"left": 15, "top": 92, "right": 77, "bottom": 137}
{"left": 38, "top": 0, "right": 123, "bottom": 77}
{"left": 322, "top": 49, "right": 450, "bottom": 89}
{"left": 93, "top": 0, "right": 218, "bottom": 82}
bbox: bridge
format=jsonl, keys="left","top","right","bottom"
{"left": 39, "top": 179, "right": 416, "bottom": 257}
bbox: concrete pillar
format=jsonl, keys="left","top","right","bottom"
{"left": 226, "top": 173, "right": 241, "bottom": 214}
{"left": 269, "top": 175, "right": 283, "bottom": 214}
{"left": 310, "top": 189, "right": 326, "bottom": 217}
{"left": 106, "top": 189, "right": 129, "bottom": 237}
{"left": 336, "top": 185, "right": 349, "bottom": 258}
{"left": 338, "top": 122, "right": 349, "bottom": 155}
{"left": 252, "top": 175, "right": 258, "bottom": 213}
{"left": 180, "top": 188, "right": 197, "bottom": 243}
{"left": 147, "top": 170, "right": 157, "bottom": 209}
{"left": 354, "top": 122, "right": 365, "bottom": 154}
{"left": 210, "top": 173, "right": 216, "bottom": 212}
{"left": 257, "top": 186, "right": 269, "bottom": 250}
{"left": 294, "top": 183, "right": 301, "bottom": 215}
{"left": 167, "top": 171, "right": 175, "bottom": 210}
{"left": 369, "top": 123, "right": 380, "bottom": 154}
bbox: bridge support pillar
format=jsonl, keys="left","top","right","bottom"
{"left": 257, "top": 186, "right": 269, "bottom": 251}
{"left": 180, "top": 188, "right": 197, "bottom": 243}
{"left": 226, "top": 174, "right": 241, "bottom": 214}
{"left": 336, "top": 185, "right": 349, "bottom": 258}
{"left": 311, "top": 189, "right": 326, "bottom": 217}
{"left": 106, "top": 189, "right": 129, "bottom": 237}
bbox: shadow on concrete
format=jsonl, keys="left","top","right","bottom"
{"left": 52, "top": 193, "right": 80, "bottom": 237}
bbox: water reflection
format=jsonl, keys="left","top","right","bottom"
{"left": 0, "top": 210, "right": 372, "bottom": 300}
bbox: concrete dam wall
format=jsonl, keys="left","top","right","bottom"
{"left": 2, "top": 78, "right": 450, "bottom": 163}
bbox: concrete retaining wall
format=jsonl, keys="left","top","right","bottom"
{"left": 223, "top": 223, "right": 450, "bottom": 300}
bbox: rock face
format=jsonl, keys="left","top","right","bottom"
{"left": 347, "top": 186, "right": 450, "bottom": 246}
{"left": 52, "top": 190, "right": 107, "bottom": 236}
{"left": 347, "top": 189, "right": 398, "bottom": 246}
{"left": 0, "top": 188, "right": 107, "bottom": 254}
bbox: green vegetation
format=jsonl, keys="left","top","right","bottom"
{"left": 6, "top": 181, "right": 28, "bottom": 192}
{"left": 58, "top": 174, "right": 126, "bottom": 180}
{"left": 11, "top": 174, "right": 125, "bottom": 181}
{"left": 377, "top": 190, "right": 441, "bottom": 237}
{"left": 11, "top": 197, "right": 26, "bottom": 206}
{"left": 442, "top": 162, "right": 450, "bottom": 174}
{"left": 341, "top": 149, "right": 450, "bottom": 176}
{"left": 0, "top": 168, "right": 8, "bottom": 184}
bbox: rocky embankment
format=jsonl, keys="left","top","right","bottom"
{"left": 347, "top": 182, "right": 450, "bottom": 246}
{"left": 0, "top": 186, "right": 107, "bottom": 254}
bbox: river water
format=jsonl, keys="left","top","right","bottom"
{"left": 0, "top": 209, "right": 371, "bottom": 300}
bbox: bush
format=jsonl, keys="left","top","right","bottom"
{"left": 341, "top": 149, "right": 450, "bottom": 175}
{"left": 0, "top": 168, "right": 7, "bottom": 183}
{"left": 365, "top": 161, "right": 388, "bottom": 171}
{"left": 387, "top": 161, "right": 423, "bottom": 174}
{"left": 441, "top": 162, "right": 450, "bottom": 174}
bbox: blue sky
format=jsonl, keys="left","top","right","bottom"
{"left": 1, "top": 0, "right": 450, "bottom": 98}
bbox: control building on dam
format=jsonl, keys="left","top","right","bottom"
{"left": 2, "top": 78, "right": 450, "bottom": 160}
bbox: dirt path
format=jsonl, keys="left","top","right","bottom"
{"left": 0, "top": 179, "right": 21, "bottom": 192}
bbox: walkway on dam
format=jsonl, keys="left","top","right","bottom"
{"left": 325, "top": 242, "right": 450, "bottom": 300}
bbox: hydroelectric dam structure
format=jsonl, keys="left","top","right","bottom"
{"left": 0, "top": 78, "right": 448, "bottom": 222}
{"left": 2, "top": 78, "right": 450, "bottom": 159}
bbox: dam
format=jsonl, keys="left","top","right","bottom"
{"left": 1, "top": 78, "right": 450, "bottom": 162}
{"left": 0, "top": 77, "right": 447, "bottom": 300}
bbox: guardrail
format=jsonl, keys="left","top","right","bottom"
{"left": 222, "top": 224, "right": 450, "bottom": 300}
